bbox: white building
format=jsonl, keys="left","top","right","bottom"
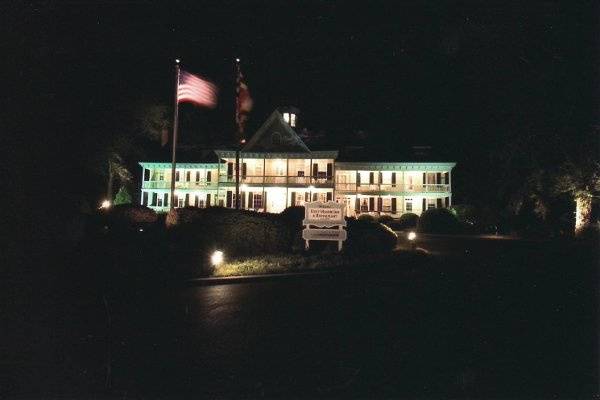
{"left": 139, "top": 109, "right": 455, "bottom": 217}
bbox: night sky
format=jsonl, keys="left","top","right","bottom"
{"left": 7, "top": 1, "right": 598, "bottom": 214}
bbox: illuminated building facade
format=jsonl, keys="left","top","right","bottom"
{"left": 139, "top": 109, "right": 455, "bottom": 217}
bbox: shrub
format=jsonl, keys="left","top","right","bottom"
{"left": 357, "top": 213, "right": 376, "bottom": 222}
{"left": 114, "top": 186, "right": 132, "bottom": 205}
{"left": 279, "top": 206, "right": 305, "bottom": 232}
{"left": 386, "top": 212, "right": 419, "bottom": 231}
{"left": 102, "top": 204, "right": 158, "bottom": 230}
{"left": 417, "top": 208, "right": 463, "bottom": 234}
{"left": 344, "top": 219, "right": 398, "bottom": 254}
{"left": 377, "top": 215, "right": 394, "bottom": 226}
{"left": 166, "top": 207, "right": 292, "bottom": 257}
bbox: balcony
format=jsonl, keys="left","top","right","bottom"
{"left": 335, "top": 183, "right": 450, "bottom": 193}
{"left": 142, "top": 180, "right": 218, "bottom": 190}
{"left": 219, "top": 176, "right": 334, "bottom": 187}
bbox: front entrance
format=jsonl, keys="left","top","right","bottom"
{"left": 266, "top": 188, "right": 286, "bottom": 213}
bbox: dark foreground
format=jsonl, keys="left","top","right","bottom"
{"left": 2, "top": 237, "right": 598, "bottom": 398}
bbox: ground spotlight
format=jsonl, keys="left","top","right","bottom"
{"left": 211, "top": 250, "right": 224, "bottom": 267}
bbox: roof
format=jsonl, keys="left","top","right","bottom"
{"left": 336, "top": 145, "right": 454, "bottom": 164}
{"left": 139, "top": 145, "right": 219, "bottom": 164}
{"left": 242, "top": 110, "right": 310, "bottom": 153}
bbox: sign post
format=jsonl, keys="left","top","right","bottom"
{"left": 302, "top": 201, "right": 347, "bottom": 251}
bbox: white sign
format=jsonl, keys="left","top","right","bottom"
{"left": 302, "top": 228, "right": 347, "bottom": 241}
{"left": 302, "top": 201, "right": 346, "bottom": 227}
{"left": 302, "top": 201, "right": 347, "bottom": 251}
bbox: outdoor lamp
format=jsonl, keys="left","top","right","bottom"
{"left": 407, "top": 231, "right": 417, "bottom": 251}
{"left": 100, "top": 200, "right": 111, "bottom": 209}
{"left": 211, "top": 250, "right": 224, "bottom": 267}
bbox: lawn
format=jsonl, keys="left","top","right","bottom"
{"left": 212, "top": 251, "right": 416, "bottom": 277}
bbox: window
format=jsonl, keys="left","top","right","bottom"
{"left": 196, "top": 171, "right": 200, "bottom": 182}
{"left": 253, "top": 194, "right": 263, "bottom": 209}
{"left": 382, "top": 197, "right": 391, "bottom": 212}
{"left": 142, "top": 192, "right": 148, "bottom": 206}
{"left": 157, "top": 171, "right": 164, "bottom": 181}
{"left": 360, "top": 199, "right": 369, "bottom": 212}
{"left": 297, "top": 171, "right": 304, "bottom": 177}
{"left": 290, "top": 113, "right": 296, "bottom": 127}
{"left": 178, "top": 197, "right": 185, "bottom": 207}
{"left": 186, "top": 171, "right": 191, "bottom": 181}
{"left": 144, "top": 169, "right": 150, "bottom": 181}
{"left": 283, "top": 112, "right": 290, "bottom": 123}
{"left": 427, "top": 173, "right": 436, "bottom": 184}
{"left": 405, "top": 198, "right": 413, "bottom": 212}
{"left": 175, "top": 171, "right": 180, "bottom": 181}
{"left": 157, "top": 196, "right": 163, "bottom": 207}
{"left": 427, "top": 198, "right": 436, "bottom": 210}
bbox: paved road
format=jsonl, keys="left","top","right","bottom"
{"left": 5, "top": 236, "right": 597, "bottom": 398}
{"left": 395, "top": 231, "right": 553, "bottom": 257}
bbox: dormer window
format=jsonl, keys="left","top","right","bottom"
{"left": 283, "top": 112, "right": 297, "bottom": 127}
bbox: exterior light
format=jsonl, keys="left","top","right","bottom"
{"left": 211, "top": 250, "right": 224, "bottom": 267}
{"left": 100, "top": 200, "right": 111, "bottom": 209}
{"left": 175, "top": 58, "right": 180, "bottom": 64}
{"left": 407, "top": 231, "right": 417, "bottom": 241}
{"left": 235, "top": 58, "right": 240, "bottom": 62}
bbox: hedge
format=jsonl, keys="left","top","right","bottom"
{"left": 417, "top": 208, "right": 463, "bottom": 234}
{"left": 344, "top": 219, "right": 398, "bottom": 254}
{"left": 166, "top": 207, "right": 293, "bottom": 257}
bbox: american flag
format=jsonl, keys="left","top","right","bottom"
{"left": 177, "top": 70, "right": 218, "bottom": 108}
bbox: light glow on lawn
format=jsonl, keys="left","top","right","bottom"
{"left": 211, "top": 250, "right": 224, "bottom": 267}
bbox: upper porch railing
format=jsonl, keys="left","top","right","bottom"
{"left": 336, "top": 183, "right": 450, "bottom": 193}
{"left": 219, "top": 175, "right": 334, "bottom": 186}
{"left": 142, "top": 180, "right": 218, "bottom": 190}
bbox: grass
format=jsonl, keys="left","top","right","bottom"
{"left": 212, "top": 250, "right": 420, "bottom": 277}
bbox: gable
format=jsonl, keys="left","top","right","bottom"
{"left": 242, "top": 110, "right": 310, "bottom": 153}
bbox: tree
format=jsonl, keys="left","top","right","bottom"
{"left": 114, "top": 186, "right": 132, "bottom": 205}
{"left": 553, "top": 158, "right": 600, "bottom": 235}
{"left": 135, "top": 103, "right": 170, "bottom": 146}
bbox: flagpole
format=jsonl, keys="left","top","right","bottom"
{"left": 235, "top": 58, "right": 241, "bottom": 209}
{"left": 169, "top": 59, "right": 181, "bottom": 211}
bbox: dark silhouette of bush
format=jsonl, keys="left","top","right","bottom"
{"left": 166, "top": 207, "right": 292, "bottom": 257}
{"left": 357, "top": 213, "right": 376, "bottom": 222}
{"left": 417, "top": 208, "right": 463, "bottom": 234}
{"left": 377, "top": 215, "right": 394, "bottom": 226}
{"left": 382, "top": 213, "right": 419, "bottom": 231}
{"left": 279, "top": 206, "right": 305, "bottom": 232}
{"left": 344, "top": 219, "right": 397, "bottom": 254}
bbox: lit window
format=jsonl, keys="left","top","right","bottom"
{"left": 253, "top": 194, "right": 263, "bottom": 209}
{"left": 427, "top": 198, "right": 436, "bottom": 210}
{"left": 290, "top": 113, "right": 296, "bottom": 127}
{"left": 283, "top": 113, "right": 290, "bottom": 123}
{"left": 405, "top": 198, "right": 413, "bottom": 212}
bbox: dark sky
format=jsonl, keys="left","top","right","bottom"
{"left": 6, "top": 1, "right": 598, "bottom": 207}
